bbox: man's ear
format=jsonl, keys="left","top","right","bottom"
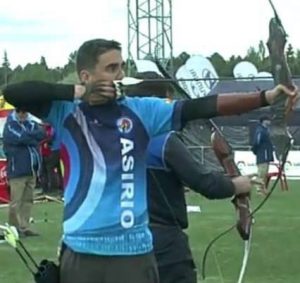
{"left": 79, "top": 70, "right": 90, "bottom": 84}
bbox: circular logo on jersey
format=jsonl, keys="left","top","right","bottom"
{"left": 117, "top": 117, "right": 133, "bottom": 134}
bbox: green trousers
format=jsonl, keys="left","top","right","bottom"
{"left": 8, "top": 175, "right": 36, "bottom": 231}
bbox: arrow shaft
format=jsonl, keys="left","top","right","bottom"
{"left": 120, "top": 75, "right": 300, "bottom": 84}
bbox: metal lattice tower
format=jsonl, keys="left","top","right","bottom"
{"left": 127, "top": 0, "right": 173, "bottom": 73}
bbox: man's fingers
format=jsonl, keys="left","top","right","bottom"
{"left": 92, "top": 85, "right": 116, "bottom": 93}
{"left": 90, "top": 84, "right": 117, "bottom": 103}
{"left": 92, "top": 80, "right": 115, "bottom": 87}
{"left": 292, "top": 92, "right": 300, "bottom": 107}
{"left": 278, "top": 84, "right": 298, "bottom": 97}
{"left": 285, "top": 92, "right": 300, "bottom": 115}
{"left": 246, "top": 173, "right": 258, "bottom": 180}
{"left": 285, "top": 97, "right": 294, "bottom": 115}
{"left": 278, "top": 84, "right": 300, "bottom": 115}
{"left": 83, "top": 80, "right": 119, "bottom": 105}
{"left": 251, "top": 179, "right": 264, "bottom": 186}
{"left": 246, "top": 174, "right": 265, "bottom": 186}
{"left": 88, "top": 93, "right": 114, "bottom": 105}
{"left": 89, "top": 81, "right": 116, "bottom": 95}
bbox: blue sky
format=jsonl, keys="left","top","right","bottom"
{"left": 0, "top": 0, "right": 299, "bottom": 68}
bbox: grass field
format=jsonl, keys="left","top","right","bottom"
{"left": 0, "top": 180, "right": 299, "bottom": 283}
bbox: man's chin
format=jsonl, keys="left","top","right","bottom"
{"left": 89, "top": 98, "right": 115, "bottom": 106}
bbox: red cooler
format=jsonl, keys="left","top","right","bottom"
{"left": 0, "top": 159, "right": 9, "bottom": 203}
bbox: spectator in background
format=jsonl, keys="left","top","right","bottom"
{"left": 48, "top": 148, "right": 64, "bottom": 195}
{"left": 44, "top": 121, "right": 64, "bottom": 195}
{"left": 251, "top": 115, "right": 274, "bottom": 194}
{"left": 40, "top": 123, "right": 57, "bottom": 194}
{"left": 3, "top": 108, "right": 46, "bottom": 237}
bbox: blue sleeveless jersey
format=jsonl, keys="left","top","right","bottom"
{"left": 46, "top": 97, "right": 182, "bottom": 255}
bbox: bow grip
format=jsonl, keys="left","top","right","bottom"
{"left": 211, "top": 131, "right": 252, "bottom": 240}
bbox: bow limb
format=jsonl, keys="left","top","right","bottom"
{"left": 248, "top": 2, "right": 296, "bottom": 222}
{"left": 266, "top": 1, "right": 293, "bottom": 161}
{"left": 237, "top": 234, "right": 252, "bottom": 283}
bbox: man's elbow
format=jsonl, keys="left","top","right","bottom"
{"left": 188, "top": 180, "right": 219, "bottom": 199}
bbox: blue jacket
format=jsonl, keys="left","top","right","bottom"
{"left": 251, "top": 124, "right": 274, "bottom": 164}
{"left": 3, "top": 111, "right": 46, "bottom": 179}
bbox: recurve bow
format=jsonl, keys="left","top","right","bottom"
{"left": 153, "top": 60, "right": 252, "bottom": 282}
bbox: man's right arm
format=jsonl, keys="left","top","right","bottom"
{"left": 164, "top": 132, "right": 236, "bottom": 199}
{"left": 3, "top": 81, "right": 83, "bottom": 118}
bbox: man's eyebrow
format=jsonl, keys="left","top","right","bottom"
{"left": 105, "top": 61, "right": 126, "bottom": 68}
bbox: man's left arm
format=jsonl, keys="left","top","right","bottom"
{"left": 180, "top": 84, "right": 297, "bottom": 124}
{"left": 130, "top": 93, "right": 269, "bottom": 137}
{"left": 134, "top": 85, "right": 297, "bottom": 137}
{"left": 180, "top": 91, "right": 267, "bottom": 124}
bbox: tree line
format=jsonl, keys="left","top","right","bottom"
{"left": 1, "top": 40, "right": 300, "bottom": 88}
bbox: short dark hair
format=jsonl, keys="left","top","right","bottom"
{"left": 260, "top": 115, "right": 271, "bottom": 123}
{"left": 126, "top": 71, "right": 174, "bottom": 98}
{"left": 76, "top": 39, "right": 122, "bottom": 74}
{"left": 15, "top": 107, "right": 27, "bottom": 113}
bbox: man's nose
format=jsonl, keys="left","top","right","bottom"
{"left": 116, "top": 69, "right": 125, "bottom": 80}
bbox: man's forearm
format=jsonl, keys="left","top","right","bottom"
{"left": 3, "top": 81, "right": 85, "bottom": 118}
{"left": 181, "top": 91, "right": 268, "bottom": 123}
{"left": 192, "top": 172, "right": 236, "bottom": 199}
{"left": 165, "top": 133, "right": 235, "bottom": 199}
{"left": 3, "top": 81, "right": 77, "bottom": 106}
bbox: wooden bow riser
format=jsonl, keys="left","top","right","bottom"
{"left": 211, "top": 131, "right": 252, "bottom": 241}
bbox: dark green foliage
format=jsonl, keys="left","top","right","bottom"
{"left": 2, "top": 41, "right": 300, "bottom": 87}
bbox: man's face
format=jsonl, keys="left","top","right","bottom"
{"left": 80, "top": 49, "right": 125, "bottom": 84}
{"left": 263, "top": 119, "right": 271, "bottom": 127}
{"left": 17, "top": 111, "right": 28, "bottom": 122}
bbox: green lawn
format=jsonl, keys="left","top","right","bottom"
{"left": 0, "top": 181, "right": 299, "bottom": 283}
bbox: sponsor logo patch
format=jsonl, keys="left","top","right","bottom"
{"left": 117, "top": 117, "right": 133, "bottom": 134}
